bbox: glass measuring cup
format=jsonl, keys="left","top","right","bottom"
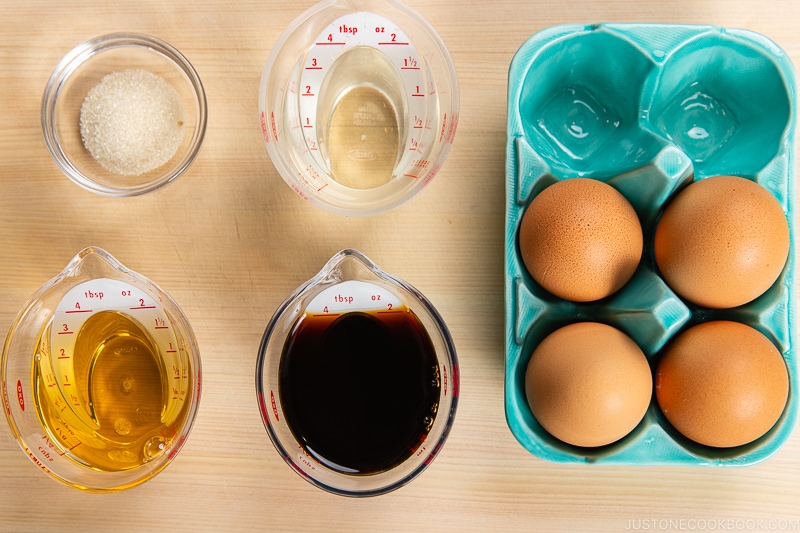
{"left": 1, "top": 247, "right": 201, "bottom": 492}
{"left": 256, "top": 249, "right": 459, "bottom": 496}
{"left": 259, "top": 0, "right": 459, "bottom": 216}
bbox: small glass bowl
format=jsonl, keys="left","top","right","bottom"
{"left": 41, "top": 33, "right": 207, "bottom": 197}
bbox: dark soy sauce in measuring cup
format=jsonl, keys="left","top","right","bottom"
{"left": 279, "top": 306, "right": 441, "bottom": 475}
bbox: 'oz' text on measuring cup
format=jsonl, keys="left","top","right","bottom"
{"left": 256, "top": 249, "right": 459, "bottom": 496}
{"left": 259, "top": 0, "right": 459, "bottom": 216}
{"left": 1, "top": 247, "right": 201, "bottom": 492}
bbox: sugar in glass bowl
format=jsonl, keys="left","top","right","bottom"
{"left": 41, "top": 33, "right": 207, "bottom": 197}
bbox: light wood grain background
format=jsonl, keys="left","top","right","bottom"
{"left": 1, "top": 1, "right": 799, "bottom": 531}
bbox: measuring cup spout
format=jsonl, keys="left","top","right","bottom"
{"left": 316, "top": 249, "right": 383, "bottom": 283}
{"left": 57, "top": 246, "right": 131, "bottom": 282}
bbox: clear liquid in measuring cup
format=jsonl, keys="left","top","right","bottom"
{"left": 279, "top": 306, "right": 440, "bottom": 475}
{"left": 33, "top": 311, "right": 190, "bottom": 472}
{"left": 317, "top": 46, "right": 406, "bottom": 189}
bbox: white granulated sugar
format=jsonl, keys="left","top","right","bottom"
{"left": 80, "top": 69, "right": 186, "bottom": 176}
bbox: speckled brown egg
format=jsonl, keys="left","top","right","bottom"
{"left": 525, "top": 322, "right": 652, "bottom": 448}
{"left": 655, "top": 321, "right": 789, "bottom": 448}
{"left": 518, "top": 178, "right": 643, "bottom": 302}
{"left": 654, "top": 175, "right": 790, "bottom": 309}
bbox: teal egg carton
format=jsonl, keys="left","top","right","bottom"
{"left": 504, "top": 23, "right": 798, "bottom": 465}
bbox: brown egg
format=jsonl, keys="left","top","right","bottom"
{"left": 654, "top": 175, "right": 789, "bottom": 309}
{"left": 655, "top": 321, "right": 789, "bottom": 448}
{"left": 525, "top": 322, "right": 652, "bottom": 447}
{"left": 518, "top": 178, "right": 642, "bottom": 302}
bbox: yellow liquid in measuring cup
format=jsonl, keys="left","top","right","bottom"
{"left": 32, "top": 311, "right": 191, "bottom": 473}
{"left": 327, "top": 86, "right": 399, "bottom": 189}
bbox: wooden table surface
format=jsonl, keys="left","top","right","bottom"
{"left": 1, "top": 1, "right": 799, "bottom": 531}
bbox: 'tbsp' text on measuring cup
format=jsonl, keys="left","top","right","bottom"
{"left": 259, "top": 0, "right": 459, "bottom": 216}
{"left": 256, "top": 249, "right": 459, "bottom": 496}
{"left": 1, "top": 247, "right": 201, "bottom": 492}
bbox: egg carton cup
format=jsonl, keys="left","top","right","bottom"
{"left": 504, "top": 24, "right": 798, "bottom": 465}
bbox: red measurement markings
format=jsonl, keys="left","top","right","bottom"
{"left": 316, "top": 41, "right": 345, "bottom": 46}
{"left": 316, "top": 183, "right": 328, "bottom": 192}
{"left": 401, "top": 56, "right": 419, "bottom": 70}
{"left": 166, "top": 350, "right": 177, "bottom": 353}
{"left": 447, "top": 113, "right": 459, "bottom": 144}
{"left": 379, "top": 41, "right": 409, "bottom": 45}
{"left": 57, "top": 331, "right": 73, "bottom": 335}
{"left": 377, "top": 310, "right": 404, "bottom": 314}
{"left": 65, "top": 309, "right": 92, "bottom": 314}
{"left": 403, "top": 174, "right": 419, "bottom": 179}
{"left": 312, "top": 312, "right": 341, "bottom": 317}
{"left": 290, "top": 182, "right": 310, "bottom": 201}
{"left": 270, "top": 390, "right": 279, "bottom": 421}
{"left": 305, "top": 66, "right": 322, "bottom": 70}
{"left": 260, "top": 111, "right": 269, "bottom": 143}
{"left": 412, "top": 86, "right": 425, "bottom": 97}
{"left": 130, "top": 306, "right": 156, "bottom": 310}
{"left": 16, "top": 380, "right": 24, "bottom": 411}
{"left": 155, "top": 326, "right": 169, "bottom": 329}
